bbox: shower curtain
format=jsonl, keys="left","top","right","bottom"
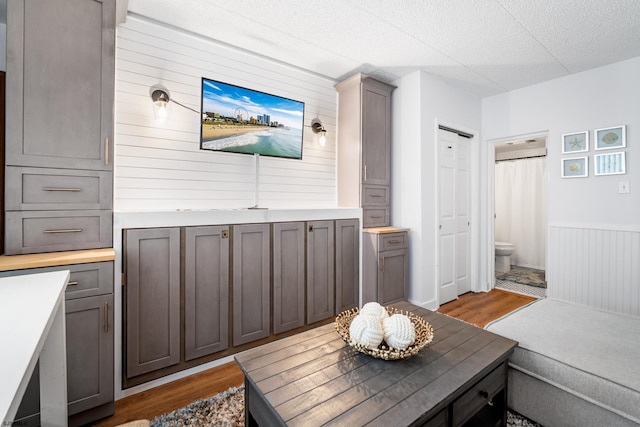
{"left": 495, "top": 157, "right": 547, "bottom": 270}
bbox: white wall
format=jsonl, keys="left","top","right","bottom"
{"left": 482, "top": 56, "right": 640, "bottom": 316}
{"left": 115, "top": 16, "right": 338, "bottom": 211}
{"left": 392, "top": 70, "right": 481, "bottom": 309}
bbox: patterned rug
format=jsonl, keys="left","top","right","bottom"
{"left": 497, "top": 266, "right": 546, "bottom": 288}
{"left": 149, "top": 385, "right": 542, "bottom": 426}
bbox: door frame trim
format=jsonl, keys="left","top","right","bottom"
{"left": 486, "top": 131, "right": 548, "bottom": 290}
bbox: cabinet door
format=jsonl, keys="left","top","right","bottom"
{"left": 66, "top": 294, "right": 114, "bottom": 415}
{"left": 185, "top": 226, "right": 229, "bottom": 361}
{"left": 15, "top": 294, "right": 114, "bottom": 423}
{"left": 335, "top": 219, "right": 359, "bottom": 313}
{"left": 273, "top": 222, "right": 305, "bottom": 334}
{"left": 232, "top": 224, "right": 270, "bottom": 346}
{"left": 125, "top": 228, "right": 180, "bottom": 378}
{"left": 6, "top": 0, "right": 115, "bottom": 170}
{"left": 378, "top": 248, "right": 408, "bottom": 305}
{"left": 361, "top": 80, "right": 391, "bottom": 186}
{"left": 307, "top": 221, "right": 335, "bottom": 324}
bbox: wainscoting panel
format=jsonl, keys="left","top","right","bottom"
{"left": 114, "top": 16, "right": 337, "bottom": 211}
{"left": 548, "top": 224, "right": 640, "bottom": 317}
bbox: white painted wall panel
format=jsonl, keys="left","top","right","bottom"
{"left": 115, "top": 16, "right": 337, "bottom": 211}
{"left": 548, "top": 224, "right": 640, "bottom": 317}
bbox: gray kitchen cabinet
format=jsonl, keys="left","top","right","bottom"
{"left": 335, "top": 73, "right": 395, "bottom": 228}
{"left": 306, "top": 220, "right": 335, "bottom": 324}
{"left": 5, "top": 261, "right": 115, "bottom": 426}
{"left": 184, "top": 226, "right": 230, "bottom": 361}
{"left": 232, "top": 224, "right": 270, "bottom": 346}
{"left": 5, "top": 0, "right": 115, "bottom": 170}
{"left": 124, "top": 227, "right": 181, "bottom": 378}
{"left": 363, "top": 228, "right": 409, "bottom": 305}
{"left": 4, "top": 0, "right": 115, "bottom": 254}
{"left": 65, "top": 294, "right": 114, "bottom": 417}
{"left": 273, "top": 222, "right": 305, "bottom": 334}
{"left": 335, "top": 219, "right": 360, "bottom": 314}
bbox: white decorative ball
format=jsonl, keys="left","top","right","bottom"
{"left": 349, "top": 314, "right": 384, "bottom": 349}
{"left": 359, "top": 302, "right": 389, "bottom": 320}
{"left": 382, "top": 314, "right": 416, "bottom": 350}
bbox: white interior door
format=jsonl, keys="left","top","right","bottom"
{"left": 438, "top": 128, "right": 471, "bottom": 304}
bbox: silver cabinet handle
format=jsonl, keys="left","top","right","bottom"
{"left": 104, "top": 302, "right": 109, "bottom": 333}
{"left": 369, "top": 194, "right": 383, "bottom": 198}
{"left": 388, "top": 239, "right": 402, "bottom": 244}
{"left": 371, "top": 215, "right": 383, "bottom": 219}
{"left": 380, "top": 256, "right": 385, "bottom": 272}
{"left": 364, "top": 165, "right": 367, "bottom": 181}
{"left": 42, "top": 187, "right": 82, "bottom": 192}
{"left": 105, "top": 137, "right": 110, "bottom": 166}
{"left": 67, "top": 281, "right": 79, "bottom": 286}
{"left": 43, "top": 229, "right": 83, "bottom": 234}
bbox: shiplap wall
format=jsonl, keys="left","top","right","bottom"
{"left": 548, "top": 224, "right": 640, "bottom": 317}
{"left": 115, "top": 16, "right": 338, "bottom": 211}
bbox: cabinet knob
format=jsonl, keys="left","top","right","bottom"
{"left": 309, "top": 225, "right": 314, "bottom": 232}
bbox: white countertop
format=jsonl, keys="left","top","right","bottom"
{"left": 0, "top": 270, "right": 69, "bottom": 424}
{"left": 114, "top": 207, "right": 362, "bottom": 229}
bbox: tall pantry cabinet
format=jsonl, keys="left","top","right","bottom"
{"left": 5, "top": 0, "right": 115, "bottom": 255}
{"left": 335, "top": 73, "right": 395, "bottom": 228}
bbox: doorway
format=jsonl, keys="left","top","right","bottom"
{"left": 491, "top": 134, "right": 548, "bottom": 297}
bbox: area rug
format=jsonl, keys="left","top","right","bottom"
{"left": 149, "top": 385, "right": 541, "bottom": 426}
{"left": 497, "top": 266, "right": 546, "bottom": 288}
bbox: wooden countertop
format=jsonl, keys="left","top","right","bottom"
{"left": 0, "top": 248, "right": 116, "bottom": 272}
{"left": 363, "top": 226, "right": 409, "bottom": 234}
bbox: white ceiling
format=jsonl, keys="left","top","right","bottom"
{"left": 128, "top": 0, "right": 640, "bottom": 97}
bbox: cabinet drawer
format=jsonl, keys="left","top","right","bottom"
{"left": 452, "top": 363, "right": 506, "bottom": 426}
{"left": 379, "top": 232, "right": 408, "bottom": 250}
{"left": 0, "top": 262, "right": 113, "bottom": 299}
{"left": 5, "top": 167, "right": 112, "bottom": 211}
{"left": 5, "top": 211, "right": 112, "bottom": 255}
{"left": 363, "top": 207, "right": 389, "bottom": 228}
{"left": 362, "top": 185, "right": 389, "bottom": 205}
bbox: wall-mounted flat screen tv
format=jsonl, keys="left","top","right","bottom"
{"left": 200, "top": 78, "right": 305, "bottom": 159}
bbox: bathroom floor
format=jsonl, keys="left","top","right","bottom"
{"left": 496, "top": 266, "right": 547, "bottom": 298}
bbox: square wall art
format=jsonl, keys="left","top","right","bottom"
{"left": 561, "top": 156, "right": 588, "bottom": 178}
{"left": 595, "top": 125, "right": 626, "bottom": 150}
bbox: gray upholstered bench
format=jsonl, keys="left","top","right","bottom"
{"left": 485, "top": 298, "right": 640, "bottom": 427}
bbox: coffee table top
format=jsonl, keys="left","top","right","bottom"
{"left": 235, "top": 301, "right": 517, "bottom": 426}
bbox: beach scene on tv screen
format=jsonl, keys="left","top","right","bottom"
{"left": 201, "top": 79, "right": 304, "bottom": 159}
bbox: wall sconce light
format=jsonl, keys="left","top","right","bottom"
{"left": 150, "top": 85, "right": 200, "bottom": 122}
{"left": 310, "top": 118, "right": 327, "bottom": 147}
{"left": 151, "top": 88, "right": 170, "bottom": 122}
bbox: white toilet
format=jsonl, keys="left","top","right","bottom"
{"left": 495, "top": 241, "right": 516, "bottom": 273}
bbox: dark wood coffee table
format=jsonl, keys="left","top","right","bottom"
{"left": 235, "top": 301, "right": 517, "bottom": 426}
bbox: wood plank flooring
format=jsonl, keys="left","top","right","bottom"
{"left": 92, "top": 289, "right": 536, "bottom": 426}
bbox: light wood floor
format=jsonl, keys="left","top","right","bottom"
{"left": 93, "top": 289, "right": 536, "bottom": 426}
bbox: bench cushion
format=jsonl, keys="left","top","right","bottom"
{"left": 486, "top": 298, "right": 640, "bottom": 424}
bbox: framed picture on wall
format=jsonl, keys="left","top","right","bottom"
{"left": 562, "top": 131, "right": 589, "bottom": 153}
{"left": 561, "top": 156, "right": 588, "bottom": 178}
{"left": 594, "top": 151, "right": 626, "bottom": 175}
{"left": 595, "top": 125, "right": 626, "bottom": 150}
